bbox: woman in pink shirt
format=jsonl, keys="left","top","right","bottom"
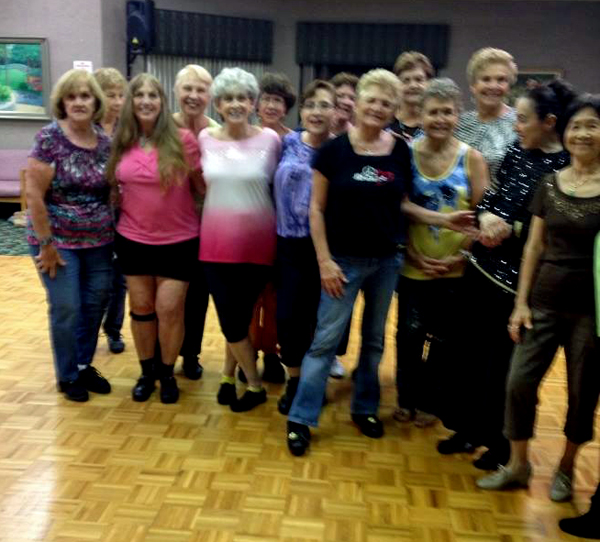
{"left": 107, "top": 73, "right": 203, "bottom": 404}
{"left": 199, "top": 67, "right": 281, "bottom": 412}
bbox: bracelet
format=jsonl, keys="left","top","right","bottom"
{"left": 38, "top": 235, "right": 54, "bottom": 247}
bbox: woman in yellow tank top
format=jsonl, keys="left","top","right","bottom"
{"left": 395, "top": 78, "right": 489, "bottom": 427}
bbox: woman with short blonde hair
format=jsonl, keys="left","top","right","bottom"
{"left": 286, "top": 69, "right": 413, "bottom": 455}
{"left": 456, "top": 47, "right": 518, "bottom": 188}
{"left": 171, "top": 64, "right": 217, "bottom": 381}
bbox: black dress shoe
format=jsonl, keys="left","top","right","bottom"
{"left": 351, "top": 414, "right": 384, "bottom": 438}
{"left": 230, "top": 389, "right": 267, "bottom": 412}
{"left": 437, "top": 433, "right": 478, "bottom": 455}
{"left": 277, "top": 377, "right": 299, "bottom": 415}
{"left": 132, "top": 375, "right": 156, "bottom": 402}
{"left": 107, "top": 334, "right": 125, "bottom": 354}
{"left": 78, "top": 366, "right": 111, "bottom": 394}
{"left": 287, "top": 421, "right": 311, "bottom": 456}
{"left": 58, "top": 379, "right": 89, "bottom": 402}
{"left": 182, "top": 356, "right": 203, "bottom": 380}
{"left": 160, "top": 376, "right": 179, "bottom": 404}
{"left": 559, "top": 509, "right": 600, "bottom": 539}
{"left": 217, "top": 382, "right": 237, "bottom": 405}
{"left": 262, "top": 353, "right": 286, "bottom": 384}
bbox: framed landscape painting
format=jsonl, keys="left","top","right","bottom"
{"left": 508, "top": 69, "right": 564, "bottom": 105}
{"left": 0, "top": 38, "right": 50, "bottom": 120}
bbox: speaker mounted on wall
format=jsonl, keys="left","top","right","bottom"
{"left": 126, "top": 0, "right": 155, "bottom": 76}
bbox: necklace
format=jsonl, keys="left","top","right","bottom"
{"left": 352, "top": 133, "right": 381, "bottom": 155}
{"left": 567, "top": 168, "right": 600, "bottom": 196}
{"left": 139, "top": 134, "right": 148, "bottom": 147}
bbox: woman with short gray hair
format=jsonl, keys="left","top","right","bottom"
{"left": 395, "top": 77, "right": 489, "bottom": 428}
{"left": 198, "top": 67, "right": 281, "bottom": 412}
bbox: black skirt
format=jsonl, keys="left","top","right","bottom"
{"left": 114, "top": 232, "right": 199, "bottom": 282}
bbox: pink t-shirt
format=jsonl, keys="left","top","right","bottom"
{"left": 116, "top": 129, "right": 201, "bottom": 245}
{"left": 199, "top": 128, "right": 281, "bottom": 265}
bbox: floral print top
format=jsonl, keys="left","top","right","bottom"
{"left": 27, "top": 121, "right": 113, "bottom": 249}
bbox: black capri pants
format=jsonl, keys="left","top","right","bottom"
{"left": 504, "top": 307, "right": 600, "bottom": 445}
{"left": 204, "top": 262, "right": 271, "bottom": 343}
{"left": 275, "top": 236, "right": 321, "bottom": 368}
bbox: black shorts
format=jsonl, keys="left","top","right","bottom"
{"left": 204, "top": 262, "right": 271, "bottom": 343}
{"left": 115, "top": 232, "right": 199, "bottom": 282}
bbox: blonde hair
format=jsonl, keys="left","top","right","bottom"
{"left": 467, "top": 48, "right": 518, "bottom": 85}
{"left": 50, "top": 69, "right": 106, "bottom": 122}
{"left": 106, "top": 73, "right": 189, "bottom": 197}
{"left": 174, "top": 64, "right": 213, "bottom": 94}
{"left": 393, "top": 51, "right": 434, "bottom": 78}
{"left": 357, "top": 69, "right": 402, "bottom": 104}
{"left": 93, "top": 67, "right": 127, "bottom": 92}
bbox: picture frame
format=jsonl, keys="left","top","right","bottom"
{"left": 0, "top": 37, "right": 51, "bottom": 120}
{"left": 508, "top": 69, "right": 564, "bottom": 105}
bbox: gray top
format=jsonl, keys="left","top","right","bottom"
{"left": 456, "top": 108, "right": 517, "bottom": 190}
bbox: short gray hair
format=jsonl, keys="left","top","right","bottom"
{"left": 211, "top": 67, "right": 259, "bottom": 104}
{"left": 421, "top": 78, "right": 463, "bottom": 111}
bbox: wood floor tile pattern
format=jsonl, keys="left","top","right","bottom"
{"left": 0, "top": 255, "right": 598, "bottom": 541}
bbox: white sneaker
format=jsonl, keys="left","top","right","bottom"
{"left": 329, "top": 357, "right": 346, "bottom": 379}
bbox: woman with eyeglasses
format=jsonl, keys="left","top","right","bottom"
{"left": 274, "top": 79, "right": 337, "bottom": 414}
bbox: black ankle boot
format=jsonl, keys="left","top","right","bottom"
{"left": 132, "top": 358, "right": 156, "bottom": 402}
{"left": 277, "top": 377, "right": 299, "bottom": 415}
{"left": 158, "top": 362, "right": 179, "bottom": 404}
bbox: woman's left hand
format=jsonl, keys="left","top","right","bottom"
{"left": 479, "top": 211, "right": 512, "bottom": 247}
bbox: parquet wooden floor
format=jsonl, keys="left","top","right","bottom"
{"left": 0, "top": 255, "right": 598, "bottom": 542}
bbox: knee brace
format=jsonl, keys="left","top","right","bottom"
{"left": 130, "top": 311, "right": 157, "bottom": 322}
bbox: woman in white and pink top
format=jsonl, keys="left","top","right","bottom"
{"left": 107, "top": 73, "right": 203, "bottom": 405}
{"left": 199, "top": 67, "right": 281, "bottom": 413}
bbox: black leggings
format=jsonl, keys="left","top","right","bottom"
{"left": 204, "top": 262, "right": 271, "bottom": 343}
{"left": 276, "top": 236, "right": 321, "bottom": 368}
{"left": 180, "top": 260, "right": 210, "bottom": 359}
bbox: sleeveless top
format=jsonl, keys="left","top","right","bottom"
{"left": 403, "top": 141, "right": 471, "bottom": 280}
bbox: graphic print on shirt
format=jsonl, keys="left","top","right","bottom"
{"left": 352, "top": 166, "right": 395, "bottom": 184}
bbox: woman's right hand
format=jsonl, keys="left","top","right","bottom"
{"left": 479, "top": 212, "right": 512, "bottom": 247}
{"left": 508, "top": 303, "right": 533, "bottom": 343}
{"left": 35, "top": 245, "right": 66, "bottom": 279}
{"left": 407, "top": 243, "right": 450, "bottom": 278}
{"left": 319, "top": 258, "right": 348, "bottom": 299}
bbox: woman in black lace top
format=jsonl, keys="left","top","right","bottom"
{"left": 436, "top": 80, "right": 575, "bottom": 467}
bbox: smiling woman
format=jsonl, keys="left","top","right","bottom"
{"left": 456, "top": 48, "right": 519, "bottom": 188}
{"left": 198, "top": 67, "right": 281, "bottom": 413}
{"left": 106, "top": 73, "right": 204, "bottom": 405}
{"left": 25, "top": 69, "right": 113, "bottom": 402}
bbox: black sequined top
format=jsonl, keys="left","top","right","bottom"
{"left": 469, "top": 143, "right": 570, "bottom": 293}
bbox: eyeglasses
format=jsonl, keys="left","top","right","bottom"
{"left": 302, "top": 101, "right": 334, "bottom": 111}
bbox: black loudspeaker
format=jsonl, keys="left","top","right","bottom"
{"left": 127, "top": 0, "right": 155, "bottom": 54}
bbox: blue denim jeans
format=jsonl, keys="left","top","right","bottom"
{"left": 30, "top": 244, "right": 113, "bottom": 382}
{"left": 288, "top": 253, "right": 403, "bottom": 427}
{"left": 102, "top": 252, "right": 127, "bottom": 338}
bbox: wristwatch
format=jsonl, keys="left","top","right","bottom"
{"left": 38, "top": 235, "right": 54, "bottom": 247}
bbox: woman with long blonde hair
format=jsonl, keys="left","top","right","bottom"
{"left": 107, "top": 73, "right": 203, "bottom": 404}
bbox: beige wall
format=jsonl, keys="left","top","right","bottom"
{"left": 2, "top": 0, "right": 599, "bottom": 148}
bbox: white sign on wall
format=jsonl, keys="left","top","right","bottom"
{"left": 73, "top": 60, "right": 94, "bottom": 73}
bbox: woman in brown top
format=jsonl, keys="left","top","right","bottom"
{"left": 477, "top": 94, "right": 600, "bottom": 503}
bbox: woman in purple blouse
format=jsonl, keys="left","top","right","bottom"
{"left": 273, "top": 80, "right": 337, "bottom": 413}
{"left": 26, "top": 69, "right": 114, "bottom": 402}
